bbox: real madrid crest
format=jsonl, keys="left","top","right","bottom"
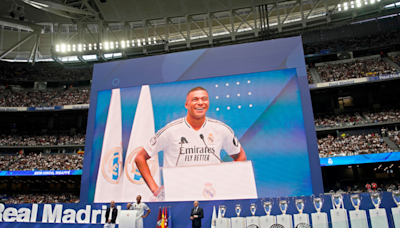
{"left": 207, "top": 134, "right": 214, "bottom": 144}
{"left": 203, "top": 183, "right": 215, "bottom": 199}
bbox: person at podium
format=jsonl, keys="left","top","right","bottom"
{"left": 135, "top": 87, "right": 247, "bottom": 200}
{"left": 127, "top": 195, "right": 151, "bottom": 228}
{"left": 190, "top": 201, "right": 204, "bottom": 228}
{"left": 104, "top": 200, "right": 118, "bottom": 228}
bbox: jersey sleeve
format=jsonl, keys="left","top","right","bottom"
{"left": 144, "top": 203, "right": 149, "bottom": 211}
{"left": 222, "top": 126, "right": 241, "bottom": 155}
{"left": 143, "top": 131, "right": 168, "bottom": 158}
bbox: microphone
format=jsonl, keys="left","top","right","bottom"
{"left": 199, "top": 134, "right": 223, "bottom": 163}
{"left": 176, "top": 137, "right": 188, "bottom": 166}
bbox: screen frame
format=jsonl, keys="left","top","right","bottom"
{"left": 81, "top": 36, "right": 323, "bottom": 203}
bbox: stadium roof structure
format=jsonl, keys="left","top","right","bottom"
{"left": 0, "top": 0, "right": 399, "bottom": 64}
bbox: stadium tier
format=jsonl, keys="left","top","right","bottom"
{"left": 2, "top": 2, "right": 400, "bottom": 228}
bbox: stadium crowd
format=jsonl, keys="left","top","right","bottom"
{"left": 46, "top": 90, "right": 90, "bottom": 106}
{"left": 304, "top": 30, "right": 400, "bottom": 55}
{"left": 326, "top": 180, "right": 400, "bottom": 193}
{"left": 3, "top": 193, "right": 80, "bottom": 204}
{"left": 314, "top": 113, "right": 364, "bottom": 128}
{"left": 0, "top": 133, "right": 85, "bottom": 146}
{"left": 392, "top": 54, "right": 400, "bottom": 66}
{"left": 0, "top": 153, "right": 84, "bottom": 171}
{"left": 316, "top": 57, "right": 398, "bottom": 82}
{"left": 388, "top": 130, "right": 400, "bottom": 148}
{"left": 0, "top": 64, "right": 92, "bottom": 81}
{"left": 318, "top": 133, "right": 392, "bottom": 158}
{"left": 363, "top": 109, "right": 400, "bottom": 123}
{"left": 0, "top": 89, "right": 90, "bottom": 107}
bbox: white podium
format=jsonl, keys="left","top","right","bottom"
{"left": 119, "top": 210, "right": 137, "bottom": 228}
{"left": 246, "top": 216, "right": 260, "bottom": 227}
{"left": 330, "top": 209, "right": 349, "bottom": 228}
{"left": 231, "top": 217, "right": 246, "bottom": 228}
{"left": 311, "top": 212, "right": 329, "bottom": 228}
{"left": 260, "top": 215, "right": 276, "bottom": 228}
{"left": 392, "top": 207, "right": 400, "bottom": 228}
{"left": 163, "top": 161, "right": 257, "bottom": 201}
{"left": 276, "top": 215, "right": 293, "bottom": 228}
{"left": 349, "top": 210, "right": 368, "bottom": 228}
{"left": 369, "top": 208, "right": 389, "bottom": 228}
{"left": 293, "top": 214, "right": 310, "bottom": 227}
{"left": 216, "top": 218, "right": 230, "bottom": 228}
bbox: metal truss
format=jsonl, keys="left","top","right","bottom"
{"left": 1, "top": 0, "right": 399, "bottom": 64}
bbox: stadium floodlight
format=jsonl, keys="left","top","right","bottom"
{"left": 78, "top": 44, "right": 82, "bottom": 52}
{"left": 88, "top": 43, "right": 92, "bottom": 50}
{"left": 137, "top": 39, "right": 141, "bottom": 46}
{"left": 67, "top": 44, "right": 71, "bottom": 52}
{"left": 370, "top": 0, "right": 375, "bottom": 3}
{"left": 104, "top": 42, "right": 109, "bottom": 50}
{"left": 99, "top": 43, "right": 103, "bottom": 50}
{"left": 72, "top": 45, "right": 76, "bottom": 52}
{"left": 142, "top": 39, "right": 145, "bottom": 45}
{"left": 110, "top": 42, "right": 114, "bottom": 49}
{"left": 55, "top": 45, "right": 60, "bottom": 52}
{"left": 61, "top": 44, "right": 66, "bottom": 52}
{"left": 121, "top": 40, "right": 125, "bottom": 48}
{"left": 83, "top": 44, "right": 86, "bottom": 51}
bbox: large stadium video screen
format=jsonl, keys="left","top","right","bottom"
{"left": 82, "top": 37, "right": 322, "bottom": 203}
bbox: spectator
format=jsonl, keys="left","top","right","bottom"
{"left": 0, "top": 89, "right": 90, "bottom": 107}
{"left": 3, "top": 193, "right": 79, "bottom": 204}
{"left": 0, "top": 133, "right": 85, "bottom": 146}
{"left": 318, "top": 132, "right": 392, "bottom": 158}
{"left": 0, "top": 152, "right": 84, "bottom": 171}
{"left": 316, "top": 57, "right": 397, "bottom": 82}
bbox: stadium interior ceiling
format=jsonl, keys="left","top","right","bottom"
{"left": 0, "top": 0, "right": 399, "bottom": 65}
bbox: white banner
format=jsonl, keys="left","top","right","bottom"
{"left": 119, "top": 85, "right": 161, "bottom": 202}
{"left": 94, "top": 89, "right": 124, "bottom": 203}
{"left": 316, "top": 78, "right": 368, "bottom": 88}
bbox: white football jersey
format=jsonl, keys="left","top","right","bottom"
{"left": 129, "top": 202, "right": 149, "bottom": 218}
{"left": 144, "top": 117, "right": 241, "bottom": 168}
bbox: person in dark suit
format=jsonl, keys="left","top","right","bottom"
{"left": 104, "top": 200, "right": 118, "bottom": 228}
{"left": 190, "top": 201, "right": 204, "bottom": 228}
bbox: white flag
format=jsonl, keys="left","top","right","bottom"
{"left": 211, "top": 206, "right": 217, "bottom": 228}
{"left": 94, "top": 89, "right": 123, "bottom": 203}
{"left": 119, "top": 85, "right": 161, "bottom": 202}
{"left": 217, "top": 205, "right": 221, "bottom": 219}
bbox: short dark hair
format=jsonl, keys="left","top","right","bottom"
{"left": 187, "top": 87, "right": 208, "bottom": 96}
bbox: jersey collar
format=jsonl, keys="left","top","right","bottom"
{"left": 184, "top": 117, "right": 207, "bottom": 129}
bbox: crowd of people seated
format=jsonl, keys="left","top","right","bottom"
{"left": 2, "top": 193, "right": 80, "bottom": 204}
{"left": 0, "top": 133, "right": 85, "bottom": 146}
{"left": 316, "top": 57, "right": 397, "bottom": 82}
{"left": 304, "top": 30, "right": 400, "bottom": 55}
{"left": 318, "top": 132, "right": 392, "bottom": 158}
{"left": 392, "top": 54, "right": 400, "bottom": 66}
{"left": 0, "top": 152, "right": 83, "bottom": 171}
{"left": 0, "top": 89, "right": 90, "bottom": 107}
{"left": 315, "top": 113, "right": 363, "bottom": 128}
{"left": 338, "top": 30, "right": 400, "bottom": 51}
{"left": 327, "top": 180, "right": 399, "bottom": 193}
{"left": 363, "top": 109, "right": 400, "bottom": 123}
{"left": 46, "top": 90, "right": 90, "bottom": 106}
{"left": 0, "top": 64, "right": 92, "bottom": 81}
{"left": 388, "top": 130, "right": 400, "bottom": 148}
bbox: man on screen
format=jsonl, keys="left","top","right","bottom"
{"left": 135, "top": 87, "right": 247, "bottom": 199}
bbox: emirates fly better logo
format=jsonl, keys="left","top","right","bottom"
{"left": 101, "top": 146, "right": 123, "bottom": 184}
